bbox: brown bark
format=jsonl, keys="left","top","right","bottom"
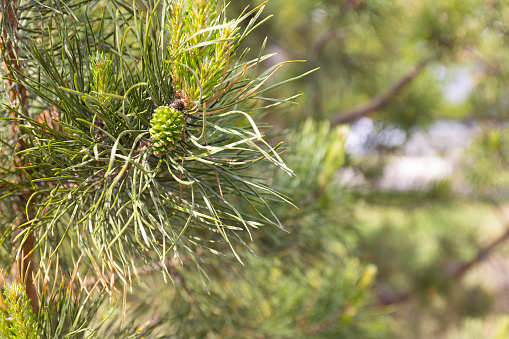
{"left": 35, "top": 105, "right": 60, "bottom": 132}
{"left": 331, "top": 62, "right": 427, "bottom": 125}
{"left": 19, "top": 233, "right": 37, "bottom": 312}
{"left": 1, "top": 0, "right": 38, "bottom": 313}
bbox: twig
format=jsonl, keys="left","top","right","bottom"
{"left": 331, "top": 62, "right": 427, "bottom": 125}
{"left": 307, "top": 29, "right": 338, "bottom": 65}
{"left": 307, "top": 0, "right": 367, "bottom": 66}
{"left": 449, "top": 224, "right": 509, "bottom": 279}
{"left": 376, "top": 220, "right": 509, "bottom": 306}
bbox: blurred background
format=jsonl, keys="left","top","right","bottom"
{"left": 159, "top": 0, "right": 509, "bottom": 337}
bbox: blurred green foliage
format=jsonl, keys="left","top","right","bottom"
{"left": 225, "top": 0, "right": 509, "bottom": 337}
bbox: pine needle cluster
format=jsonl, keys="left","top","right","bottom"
{"left": 1, "top": 0, "right": 309, "bottom": 285}
{"left": 0, "top": 0, "right": 311, "bottom": 335}
{"left": 0, "top": 281, "right": 40, "bottom": 339}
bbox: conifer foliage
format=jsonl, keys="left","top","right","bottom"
{"left": 0, "top": 281, "right": 40, "bottom": 339}
{"left": 0, "top": 0, "right": 310, "bottom": 335}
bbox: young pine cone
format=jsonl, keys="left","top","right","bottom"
{"left": 149, "top": 106, "right": 185, "bottom": 156}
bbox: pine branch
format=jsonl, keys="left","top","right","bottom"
{"left": 376, "top": 218, "right": 509, "bottom": 306}
{"left": 331, "top": 62, "right": 427, "bottom": 125}
{"left": 307, "top": 29, "right": 338, "bottom": 65}
{"left": 0, "top": 1, "right": 307, "bottom": 335}
{"left": 448, "top": 223, "right": 509, "bottom": 279}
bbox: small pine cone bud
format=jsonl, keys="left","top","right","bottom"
{"left": 150, "top": 106, "right": 185, "bottom": 156}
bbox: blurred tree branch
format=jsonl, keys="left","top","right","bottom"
{"left": 331, "top": 62, "right": 428, "bottom": 125}
{"left": 377, "top": 217, "right": 509, "bottom": 306}
{"left": 448, "top": 223, "right": 509, "bottom": 279}
{"left": 307, "top": 29, "right": 338, "bottom": 65}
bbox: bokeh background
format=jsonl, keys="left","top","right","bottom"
{"left": 166, "top": 0, "right": 509, "bottom": 337}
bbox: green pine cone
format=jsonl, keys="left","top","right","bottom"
{"left": 149, "top": 106, "right": 185, "bottom": 156}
